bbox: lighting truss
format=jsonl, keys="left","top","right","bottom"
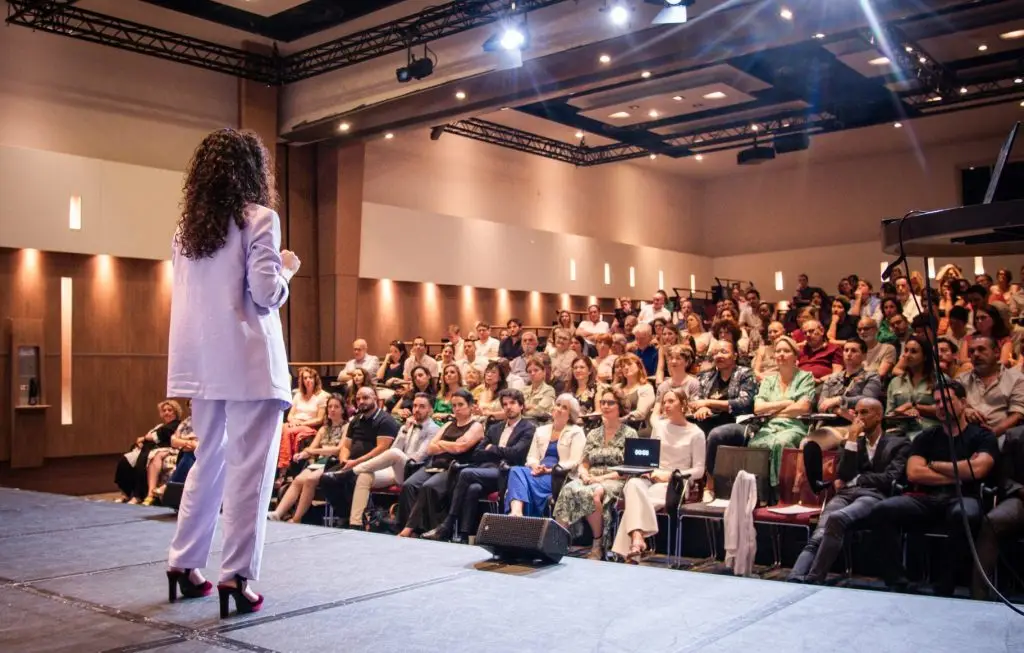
{"left": 859, "top": 24, "right": 959, "bottom": 102}
{"left": 442, "top": 119, "right": 584, "bottom": 165}
{"left": 665, "top": 112, "right": 837, "bottom": 150}
{"left": 283, "top": 0, "right": 571, "bottom": 83}
{"left": 6, "top": 0, "right": 572, "bottom": 84}
{"left": 902, "top": 73, "right": 1024, "bottom": 106}
{"left": 6, "top": 0, "right": 279, "bottom": 83}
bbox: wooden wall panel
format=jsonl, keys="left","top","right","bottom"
{"left": 355, "top": 278, "right": 619, "bottom": 355}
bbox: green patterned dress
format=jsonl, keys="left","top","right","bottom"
{"left": 748, "top": 369, "right": 816, "bottom": 486}
{"left": 552, "top": 422, "right": 635, "bottom": 548}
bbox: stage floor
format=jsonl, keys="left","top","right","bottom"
{"left": 1, "top": 488, "right": 1022, "bottom": 653}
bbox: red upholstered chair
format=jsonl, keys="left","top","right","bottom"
{"left": 752, "top": 447, "right": 839, "bottom": 568}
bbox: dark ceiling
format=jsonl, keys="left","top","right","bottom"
{"left": 139, "top": 0, "right": 409, "bottom": 42}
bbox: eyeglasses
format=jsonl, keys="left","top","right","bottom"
{"left": 856, "top": 326, "right": 876, "bottom": 332}
{"left": 599, "top": 399, "right": 619, "bottom": 407}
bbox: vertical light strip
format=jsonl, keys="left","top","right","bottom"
{"left": 603, "top": 263, "right": 611, "bottom": 285}
{"left": 927, "top": 257, "right": 936, "bottom": 279}
{"left": 974, "top": 256, "right": 985, "bottom": 275}
{"left": 880, "top": 261, "right": 888, "bottom": 281}
{"left": 569, "top": 258, "right": 577, "bottom": 281}
{"left": 629, "top": 266, "right": 636, "bottom": 288}
{"left": 60, "top": 277, "right": 73, "bottom": 425}
{"left": 774, "top": 271, "right": 784, "bottom": 291}
{"left": 69, "top": 196, "right": 81, "bottom": 230}
{"left": 690, "top": 274, "right": 696, "bottom": 293}
{"left": 658, "top": 270, "right": 665, "bottom": 290}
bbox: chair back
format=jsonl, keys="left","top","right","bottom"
{"left": 713, "top": 446, "right": 771, "bottom": 506}
{"left": 778, "top": 447, "right": 839, "bottom": 506}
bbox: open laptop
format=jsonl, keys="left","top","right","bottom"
{"left": 610, "top": 438, "right": 660, "bottom": 475}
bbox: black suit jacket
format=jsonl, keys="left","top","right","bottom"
{"left": 471, "top": 419, "right": 536, "bottom": 467}
{"left": 837, "top": 432, "right": 910, "bottom": 495}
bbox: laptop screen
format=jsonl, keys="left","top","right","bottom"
{"left": 623, "top": 438, "right": 660, "bottom": 468}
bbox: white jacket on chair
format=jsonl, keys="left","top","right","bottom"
{"left": 724, "top": 469, "right": 758, "bottom": 576}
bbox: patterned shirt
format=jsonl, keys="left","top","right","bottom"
{"left": 695, "top": 365, "right": 758, "bottom": 415}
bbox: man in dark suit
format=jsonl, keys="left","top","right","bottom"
{"left": 789, "top": 397, "right": 909, "bottom": 584}
{"left": 972, "top": 429, "right": 1024, "bottom": 599}
{"left": 423, "top": 389, "right": 535, "bottom": 542}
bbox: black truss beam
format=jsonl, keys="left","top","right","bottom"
{"left": 665, "top": 111, "right": 838, "bottom": 150}
{"left": 6, "top": 0, "right": 280, "bottom": 83}
{"left": 901, "top": 73, "right": 1024, "bottom": 107}
{"left": 442, "top": 119, "right": 584, "bottom": 166}
{"left": 282, "top": 0, "right": 572, "bottom": 83}
{"left": 859, "top": 24, "right": 959, "bottom": 102}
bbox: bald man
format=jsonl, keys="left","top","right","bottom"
{"left": 789, "top": 398, "right": 910, "bottom": 584}
{"left": 339, "top": 339, "right": 380, "bottom": 382}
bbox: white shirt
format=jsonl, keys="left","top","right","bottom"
{"left": 499, "top": 418, "right": 521, "bottom": 447}
{"left": 404, "top": 354, "right": 439, "bottom": 379}
{"left": 458, "top": 356, "right": 489, "bottom": 378}
{"left": 901, "top": 295, "right": 922, "bottom": 320}
{"left": 638, "top": 305, "right": 672, "bottom": 324}
{"left": 478, "top": 337, "right": 501, "bottom": 360}
{"left": 576, "top": 320, "right": 609, "bottom": 342}
{"left": 343, "top": 355, "right": 380, "bottom": 378}
{"left": 451, "top": 337, "right": 466, "bottom": 361}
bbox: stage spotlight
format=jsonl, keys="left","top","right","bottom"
{"left": 483, "top": 21, "right": 529, "bottom": 54}
{"left": 430, "top": 126, "right": 446, "bottom": 141}
{"left": 396, "top": 55, "right": 434, "bottom": 83}
{"left": 608, "top": 3, "right": 629, "bottom": 26}
{"left": 647, "top": 0, "right": 691, "bottom": 25}
{"left": 500, "top": 26, "right": 526, "bottom": 50}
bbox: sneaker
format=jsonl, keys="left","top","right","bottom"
{"left": 702, "top": 489, "right": 715, "bottom": 504}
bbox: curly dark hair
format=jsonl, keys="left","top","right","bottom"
{"left": 176, "top": 128, "right": 277, "bottom": 260}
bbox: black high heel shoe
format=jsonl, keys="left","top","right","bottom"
{"left": 166, "top": 569, "right": 213, "bottom": 603}
{"left": 217, "top": 575, "right": 264, "bottom": 618}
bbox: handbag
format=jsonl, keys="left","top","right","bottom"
{"left": 363, "top": 503, "right": 401, "bottom": 534}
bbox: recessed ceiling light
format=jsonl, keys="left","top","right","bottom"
{"left": 904, "top": 46, "right": 913, "bottom": 53}
{"left": 781, "top": 120, "right": 791, "bottom": 128}
{"left": 649, "top": 153, "right": 657, "bottom": 160}
{"left": 750, "top": 124, "right": 759, "bottom": 132}
{"left": 599, "top": 54, "right": 611, "bottom": 64}
{"left": 648, "top": 109, "right": 659, "bottom": 118}
{"left": 672, "top": 95, "right": 683, "bottom": 101}
{"left": 574, "top": 131, "right": 584, "bottom": 138}
{"left": 977, "top": 44, "right": 989, "bottom": 51}
{"left": 1015, "top": 78, "right": 1023, "bottom": 84}
{"left": 868, "top": 56, "right": 890, "bottom": 66}
{"left": 918, "top": 56, "right": 927, "bottom": 64}
{"left": 609, "top": 111, "right": 631, "bottom": 119}
{"left": 500, "top": 106, "right": 510, "bottom": 110}
{"left": 1020, "top": 100, "right": 1024, "bottom": 107}
{"left": 384, "top": 132, "right": 394, "bottom": 140}
{"left": 779, "top": 7, "right": 793, "bottom": 20}
{"left": 695, "top": 154, "right": 704, "bottom": 161}
{"left": 813, "top": 33, "right": 825, "bottom": 39}
{"left": 959, "top": 86, "right": 968, "bottom": 94}
{"left": 1000, "top": 29, "right": 1024, "bottom": 40}
{"left": 927, "top": 95, "right": 942, "bottom": 102}
{"left": 703, "top": 91, "right": 727, "bottom": 99}
{"left": 338, "top": 122, "right": 351, "bottom": 132}
{"left": 894, "top": 122, "right": 903, "bottom": 128}
{"left": 641, "top": 71, "right": 651, "bottom": 79}
{"left": 455, "top": 90, "right": 467, "bottom": 100}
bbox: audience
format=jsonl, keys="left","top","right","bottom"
{"left": 632, "top": 323, "right": 659, "bottom": 377}
{"left": 797, "top": 320, "right": 842, "bottom": 380}
{"left": 115, "top": 399, "right": 183, "bottom": 504}
{"left": 376, "top": 340, "right": 408, "bottom": 393}
{"left": 404, "top": 336, "right": 439, "bottom": 379}
{"left": 339, "top": 339, "right": 380, "bottom": 383}
{"left": 275, "top": 367, "right": 328, "bottom": 472}
{"left": 614, "top": 353, "right": 655, "bottom": 425}
{"left": 522, "top": 354, "right": 556, "bottom": 419}
{"left": 499, "top": 319, "right": 524, "bottom": 360}
{"left": 886, "top": 336, "right": 942, "bottom": 440}
{"left": 510, "top": 330, "right": 540, "bottom": 385}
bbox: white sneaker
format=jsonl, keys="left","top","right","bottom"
{"left": 702, "top": 489, "right": 715, "bottom": 504}
{"left": 267, "top": 512, "right": 280, "bottom": 521}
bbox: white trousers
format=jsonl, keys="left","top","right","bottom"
{"left": 168, "top": 399, "right": 283, "bottom": 583}
{"left": 349, "top": 449, "right": 411, "bottom": 525}
{"left": 611, "top": 478, "right": 667, "bottom": 558}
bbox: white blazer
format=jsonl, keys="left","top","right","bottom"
{"left": 525, "top": 423, "right": 586, "bottom": 472}
{"left": 167, "top": 204, "right": 292, "bottom": 405}
{"left": 724, "top": 470, "right": 758, "bottom": 577}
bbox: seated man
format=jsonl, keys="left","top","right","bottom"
{"left": 475, "top": 322, "right": 501, "bottom": 361}
{"left": 319, "top": 387, "right": 399, "bottom": 521}
{"left": 498, "top": 318, "right": 524, "bottom": 361}
{"left": 576, "top": 304, "right": 610, "bottom": 349}
{"left": 509, "top": 330, "right": 540, "bottom": 386}
{"left": 797, "top": 320, "right": 842, "bottom": 380}
{"left": 811, "top": 338, "right": 883, "bottom": 446}
{"left": 632, "top": 323, "right": 659, "bottom": 377}
{"left": 958, "top": 335, "right": 1024, "bottom": 446}
{"left": 348, "top": 392, "right": 439, "bottom": 527}
{"left": 788, "top": 398, "right": 909, "bottom": 584}
{"left": 972, "top": 429, "right": 1024, "bottom": 599}
{"left": 403, "top": 336, "right": 439, "bottom": 380}
{"left": 870, "top": 381, "right": 999, "bottom": 595}
{"left": 638, "top": 289, "right": 672, "bottom": 324}
{"left": 458, "top": 335, "right": 490, "bottom": 378}
{"left": 338, "top": 338, "right": 380, "bottom": 383}
{"left": 422, "top": 389, "right": 535, "bottom": 541}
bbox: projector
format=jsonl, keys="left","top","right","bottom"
{"left": 737, "top": 146, "right": 776, "bottom": 165}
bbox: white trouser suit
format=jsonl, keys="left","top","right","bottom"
{"left": 611, "top": 478, "right": 669, "bottom": 558}
{"left": 166, "top": 205, "right": 294, "bottom": 583}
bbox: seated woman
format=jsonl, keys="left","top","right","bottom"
{"left": 270, "top": 394, "right": 347, "bottom": 523}
{"left": 593, "top": 333, "right": 618, "bottom": 384}
{"left": 547, "top": 327, "right": 577, "bottom": 393}
{"left": 652, "top": 345, "right": 700, "bottom": 425}
{"left": 753, "top": 321, "right": 785, "bottom": 381}
{"left": 684, "top": 313, "right": 713, "bottom": 366}
{"left": 506, "top": 394, "right": 586, "bottom": 517}
{"left": 886, "top": 336, "right": 942, "bottom": 440}
{"left": 473, "top": 361, "right": 509, "bottom": 422}
{"left": 142, "top": 413, "right": 198, "bottom": 504}
{"left": 398, "top": 390, "right": 485, "bottom": 537}
{"left": 114, "top": 400, "right": 183, "bottom": 503}
{"left": 522, "top": 354, "right": 556, "bottom": 420}
{"left": 437, "top": 343, "right": 456, "bottom": 372}
{"left": 433, "top": 363, "right": 464, "bottom": 421}
{"left": 612, "top": 388, "right": 706, "bottom": 562}
{"left": 553, "top": 386, "right": 635, "bottom": 560}
{"left": 569, "top": 356, "right": 605, "bottom": 414}
{"left": 345, "top": 368, "right": 376, "bottom": 410}
{"left": 826, "top": 296, "right": 858, "bottom": 344}
{"left": 388, "top": 365, "right": 435, "bottom": 419}
{"left": 376, "top": 340, "right": 409, "bottom": 400}
{"left": 705, "top": 336, "right": 815, "bottom": 491}
{"left": 276, "top": 367, "right": 329, "bottom": 471}
{"left": 613, "top": 353, "right": 655, "bottom": 426}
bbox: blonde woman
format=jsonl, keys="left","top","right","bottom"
{"left": 115, "top": 400, "right": 183, "bottom": 503}
{"left": 506, "top": 394, "right": 587, "bottom": 517}
{"left": 522, "top": 354, "right": 556, "bottom": 419}
{"left": 685, "top": 313, "right": 712, "bottom": 362}
{"left": 276, "top": 367, "right": 328, "bottom": 471}
{"left": 753, "top": 321, "right": 786, "bottom": 381}
{"left": 594, "top": 333, "right": 619, "bottom": 383}
{"left": 547, "top": 327, "right": 577, "bottom": 391}
{"left": 613, "top": 353, "right": 655, "bottom": 424}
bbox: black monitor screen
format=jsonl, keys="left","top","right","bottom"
{"left": 962, "top": 161, "right": 1024, "bottom": 206}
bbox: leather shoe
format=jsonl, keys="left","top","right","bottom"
{"left": 422, "top": 524, "right": 453, "bottom": 541}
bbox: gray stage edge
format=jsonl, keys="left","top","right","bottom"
{"left": 0, "top": 488, "right": 1021, "bottom": 653}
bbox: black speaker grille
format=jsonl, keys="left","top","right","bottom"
{"left": 476, "top": 514, "right": 569, "bottom": 564}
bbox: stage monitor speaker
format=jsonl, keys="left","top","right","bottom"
{"left": 475, "top": 514, "right": 570, "bottom": 564}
